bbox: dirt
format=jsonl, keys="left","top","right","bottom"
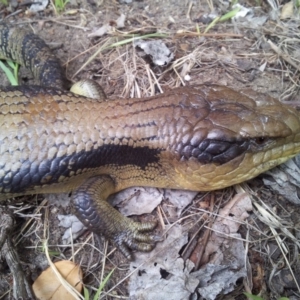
{"left": 0, "top": 0, "right": 300, "bottom": 299}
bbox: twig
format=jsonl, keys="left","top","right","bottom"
{"left": 268, "top": 39, "right": 300, "bottom": 72}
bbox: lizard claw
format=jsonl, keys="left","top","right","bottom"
{"left": 112, "top": 220, "right": 162, "bottom": 260}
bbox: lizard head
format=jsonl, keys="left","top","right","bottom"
{"left": 163, "top": 85, "right": 300, "bottom": 190}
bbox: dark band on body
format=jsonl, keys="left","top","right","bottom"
{"left": 0, "top": 144, "right": 162, "bottom": 193}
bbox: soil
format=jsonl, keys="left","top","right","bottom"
{"left": 0, "top": 0, "right": 300, "bottom": 299}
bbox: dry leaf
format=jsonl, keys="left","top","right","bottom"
{"left": 111, "top": 187, "right": 163, "bottom": 216}
{"left": 281, "top": 1, "right": 294, "bottom": 19}
{"left": 201, "top": 192, "right": 252, "bottom": 265}
{"left": 134, "top": 40, "right": 174, "bottom": 66}
{"left": 129, "top": 225, "right": 193, "bottom": 300}
{"left": 33, "top": 260, "right": 83, "bottom": 300}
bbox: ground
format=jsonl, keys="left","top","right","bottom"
{"left": 0, "top": 0, "right": 300, "bottom": 299}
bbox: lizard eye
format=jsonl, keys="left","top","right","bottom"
{"left": 255, "top": 137, "right": 267, "bottom": 144}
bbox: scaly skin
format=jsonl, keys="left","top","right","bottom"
{"left": 1, "top": 24, "right": 300, "bottom": 258}
{"left": 0, "top": 23, "right": 66, "bottom": 89}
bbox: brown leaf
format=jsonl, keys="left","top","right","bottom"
{"left": 32, "top": 260, "right": 83, "bottom": 300}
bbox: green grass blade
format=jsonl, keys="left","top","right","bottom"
{"left": 0, "top": 60, "right": 19, "bottom": 85}
{"left": 92, "top": 268, "right": 115, "bottom": 300}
